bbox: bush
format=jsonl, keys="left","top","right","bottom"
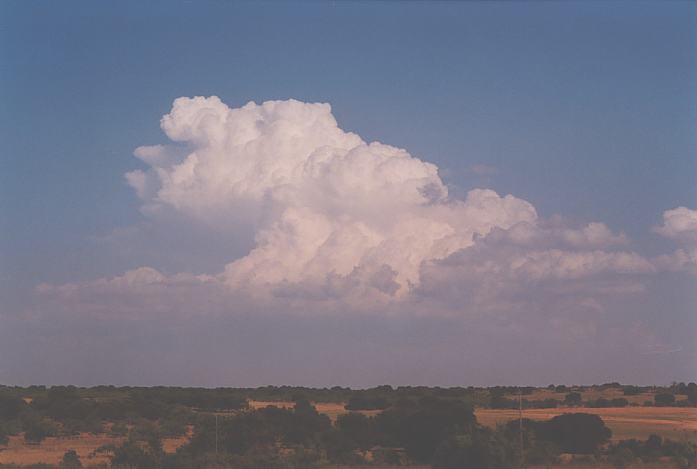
{"left": 686, "top": 383, "right": 697, "bottom": 405}
{"left": 375, "top": 397, "right": 476, "bottom": 463}
{"left": 23, "top": 418, "right": 58, "bottom": 444}
{"left": 608, "top": 434, "right": 697, "bottom": 467}
{"left": 654, "top": 393, "right": 676, "bottom": 406}
{"left": 432, "top": 430, "right": 516, "bottom": 469}
{"left": 0, "top": 393, "right": 27, "bottom": 420}
{"left": 60, "top": 449, "right": 82, "bottom": 468}
{"left": 535, "top": 413, "right": 611, "bottom": 454}
{"left": 564, "top": 392, "right": 582, "bottom": 406}
{"left": 335, "top": 412, "right": 375, "bottom": 450}
{"left": 111, "top": 439, "right": 160, "bottom": 469}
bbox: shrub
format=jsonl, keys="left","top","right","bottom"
{"left": 60, "top": 449, "right": 82, "bottom": 468}
{"left": 23, "top": 418, "right": 58, "bottom": 444}
{"left": 432, "top": 430, "right": 516, "bottom": 469}
{"left": 564, "top": 392, "right": 582, "bottom": 406}
{"left": 0, "top": 393, "right": 27, "bottom": 420}
{"left": 535, "top": 413, "right": 611, "bottom": 454}
{"left": 654, "top": 393, "right": 676, "bottom": 406}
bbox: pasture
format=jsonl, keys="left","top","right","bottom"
{"left": 476, "top": 406, "right": 697, "bottom": 442}
{"left": 0, "top": 432, "right": 188, "bottom": 467}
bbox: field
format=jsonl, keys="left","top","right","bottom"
{"left": 476, "top": 406, "right": 697, "bottom": 442}
{"left": 249, "top": 400, "right": 383, "bottom": 421}
{"left": 0, "top": 432, "right": 189, "bottom": 467}
{"left": 507, "top": 387, "right": 658, "bottom": 406}
{"left": 250, "top": 399, "right": 697, "bottom": 443}
{"left": 1, "top": 388, "right": 694, "bottom": 467}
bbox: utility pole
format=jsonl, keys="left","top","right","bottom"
{"left": 519, "top": 390, "right": 524, "bottom": 468}
{"left": 215, "top": 414, "right": 218, "bottom": 454}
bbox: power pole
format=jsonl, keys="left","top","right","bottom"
{"left": 519, "top": 390, "right": 524, "bottom": 468}
{"left": 215, "top": 413, "right": 218, "bottom": 454}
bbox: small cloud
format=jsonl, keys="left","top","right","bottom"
{"left": 651, "top": 207, "right": 697, "bottom": 274}
{"left": 468, "top": 164, "right": 498, "bottom": 176}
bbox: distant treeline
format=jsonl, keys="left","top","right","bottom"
{"left": 488, "top": 382, "right": 697, "bottom": 410}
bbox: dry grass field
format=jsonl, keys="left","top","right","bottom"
{"left": 2, "top": 399, "right": 692, "bottom": 467}
{"left": 0, "top": 432, "right": 189, "bottom": 467}
{"left": 249, "top": 400, "right": 697, "bottom": 442}
{"left": 248, "top": 400, "right": 382, "bottom": 421}
{"left": 509, "top": 388, "right": 658, "bottom": 406}
{"left": 476, "top": 406, "right": 697, "bottom": 442}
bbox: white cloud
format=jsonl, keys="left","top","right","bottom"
{"left": 653, "top": 207, "right": 697, "bottom": 242}
{"left": 652, "top": 207, "right": 697, "bottom": 273}
{"left": 42, "top": 96, "right": 664, "bottom": 316}
{"left": 128, "top": 96, "right": 541, "bottom": 296}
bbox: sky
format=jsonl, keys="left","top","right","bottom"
{"left": 1, "top": 1, "right": 696, "bottom": 387}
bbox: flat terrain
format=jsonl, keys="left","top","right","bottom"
{"left": 250, "top": 400, "right": 697, "bottom": 442}
{"left": 508, "top": 388, "right": 658, "bottom": 406}
{"left": 0, "top": 433, "right": 188, "bottom": 467}
{"left": 249, "top": 400, "right": 382, "bottom": 421}
{"left": 476, "top": 406, "right": 697, "bottom": 442}
{"left": 2, "top": 394, "right": 693, "bottom": 467}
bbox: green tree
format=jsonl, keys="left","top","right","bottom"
{"left": 654, "top": 393, "right": 676, "bottom": 407}
{"left": 432, "top": 430, "right": 516, "bottom": 469}
{"left": 60, "top": 449, "right": 82, "bottom": 469}
{"left": 564, "top": 392, "right": 582, "bottom": 406}
{"left": 686, "top": 383, "right": 697, "bottom": 405}
{"left": 536, "top": 413, "right": 611, "bottom": 454}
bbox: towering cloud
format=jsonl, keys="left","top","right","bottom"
{"left": 114, "top": 96, "right": 669, "bottom": 309}
{"left": 126, "top": 97, "right": 545, "bottom": 298}
{"left": 39, "top": 95, "right": 666, "bottom": 318}
{"left": 32, "top": 96, "right": 689, "bottom": 378}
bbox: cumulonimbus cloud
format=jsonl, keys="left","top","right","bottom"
{"left": 36, "top": 95, "right": 690, "bottom": 325}
{"left": 115, "top": 96, "right": 656, "bottom": 304}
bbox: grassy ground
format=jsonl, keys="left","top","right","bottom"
{"left": 509, "top": 388, "right": 659, "bottom": 406}
{"left": 475, "top": 406, "right": 697, "bottom": 442}
{"left": 248, "top": 400, "right": 382, "bottom": 422}
{"left": 2, "top": 399, "right": 693, "bottom": 466}
{"left": 0, "top": 432, "right": 188, "bottom": 467}
{"left": 250, "top": 400, "right": 697, "bottom": 443}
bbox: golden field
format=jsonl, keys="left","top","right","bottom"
{"left": 252, "top": 400, "right": 697, "bottom": 442}
{"left": 0, "top": 432, "right": 188, "bottom": 467}
{"left": 248, "top": 400, "right": 382, "bottom": 422}
{"left": 475, "top": 406, "right": 697, "bottom": 442}
{"left": 1, "top": 400, "right": 694, "bottom": 466}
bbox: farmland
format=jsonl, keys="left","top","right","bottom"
{"left": 0, "top": 432, "right": 189, "bottom": 467}
{"left": 247, "top": 400, "right": 697, "bottom": 443}
{"left": 0, "top": 384, "right": 696, "bottom": 468}
{"left": 475, "top": 406, "right": 697, "bottom": 443}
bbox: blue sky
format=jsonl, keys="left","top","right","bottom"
{"left": 1, "top": 1, "right": 696, "bottom": 386}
